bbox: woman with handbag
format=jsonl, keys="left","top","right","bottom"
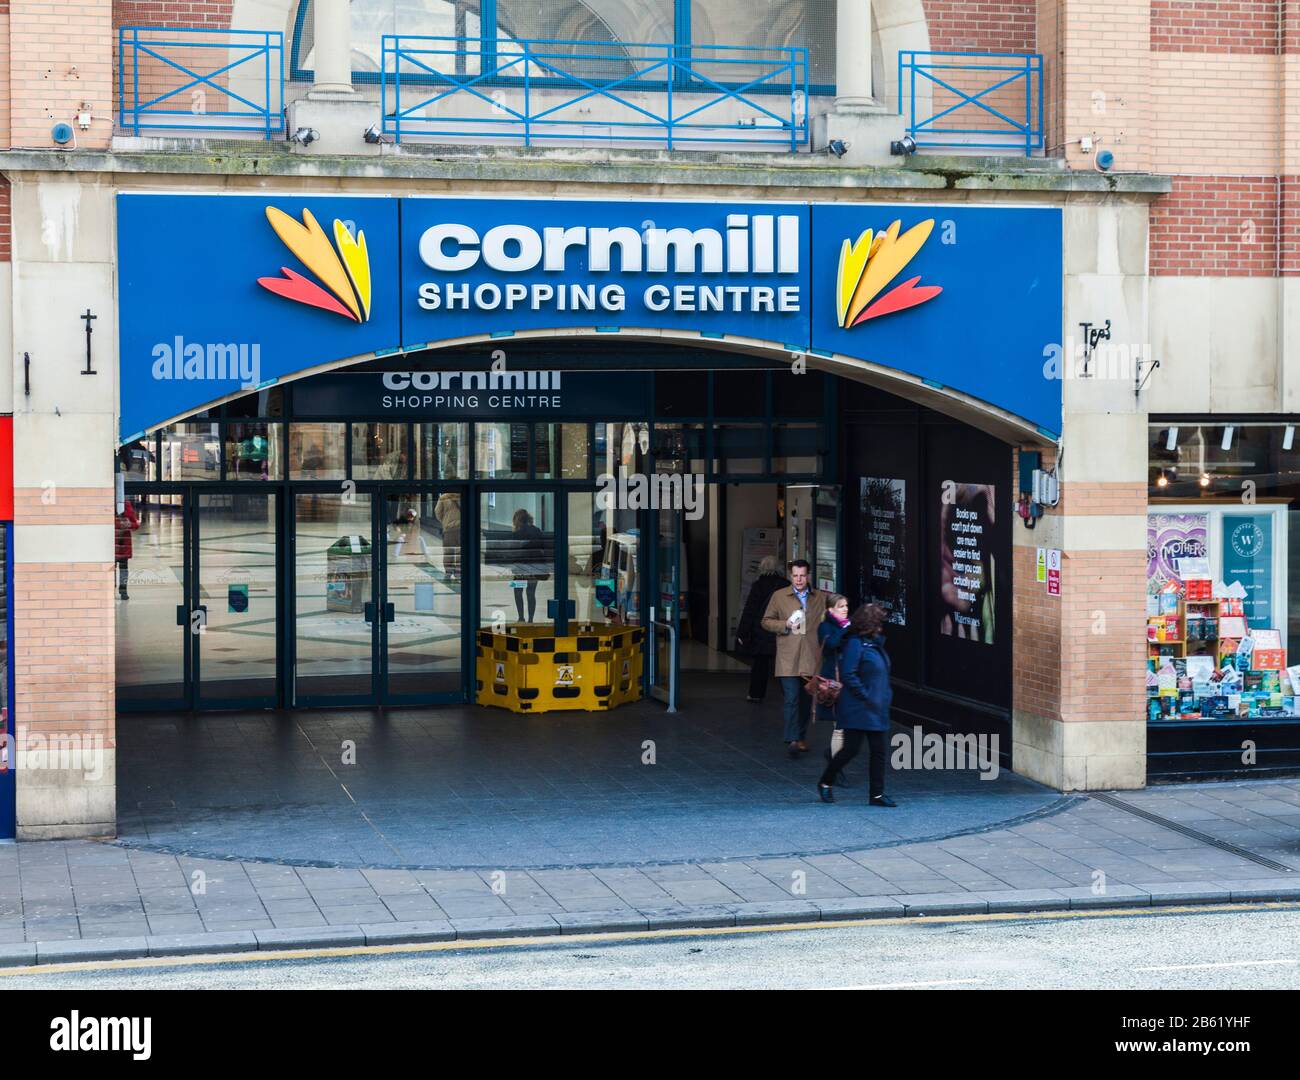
{"left": 814, "top": 594, "right": 851, "bottom": 775}
{"left": 817, "top": 603, "right": 897, "bottom": 808}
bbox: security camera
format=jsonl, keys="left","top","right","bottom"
{"left": 288, "top": 127, "right": 319, "bottom": 146}
{"left": 363, "top": 123, "right": 386, "bottom": 144}
{"left": 889, "top": 135, "right": 917, "bottom": 156}
{"left": 826, "top": 138, "right": 849, "bottom": 158}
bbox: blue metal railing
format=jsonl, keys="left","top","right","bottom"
{"left": 381, "top": 35, "right": 810, "bottom": 151}
{"left": 119, "top": 27, "right": 284, "bottom": 138}
{"left": 899, "top": 51, "right": 1043, "bottom": 156}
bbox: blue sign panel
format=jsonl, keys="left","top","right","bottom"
{"left": 810, "top": 204, "right": 1062, "bottom": 432}
{"left": 117, "top": 194, "right": 402, "bottom": 439}
{"left": 1222, "top": 513, "right": 1274, "bottom": 628}
{"left": 116, "top": 194, "right": 1062, "bottom": 439}
{"left": 402, "top": 197, "right": 810, "bottom": 349}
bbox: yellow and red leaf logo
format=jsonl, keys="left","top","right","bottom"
{"left": 257, "top": 206, "right": 371, "bottom": 322}
{"left": 836, "top": 217, "right": 942, "bottom": 328}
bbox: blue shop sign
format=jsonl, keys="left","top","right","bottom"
{"left": 116, "top": 194, "right": 1063, "bottom": 440}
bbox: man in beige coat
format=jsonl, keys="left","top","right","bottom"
{"left": 761, "top": 559, "right": 828, "bottom": 756}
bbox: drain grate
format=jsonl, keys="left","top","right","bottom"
{"left": 1089, "top": 791, "right": 1296, "bottom": 874}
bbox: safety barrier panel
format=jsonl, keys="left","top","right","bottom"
{"left": 118, "top": 27, "right": 285, "bottom": 138}
{"left": 899, "top": 50, "right": 1043, "bottom": 156}
{"left": 382, "top": 35, "right": 809, "bottom": 151}
{"left": 476, "top": 624, "right": 644, "bottom": 712}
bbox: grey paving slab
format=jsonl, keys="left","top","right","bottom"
{"left": 147, "top": 931, "right": 259, "bottom": 957}
{"left": 451, "top": 915, "right": 561, "bottom": 938}
{"left": 727, "top": 900, "right": 822, "bottom": 925}
{"left": 361, "top": 921, "right": 456, "bottom": 945}
{"left": 36, "top": 937, "right": 149, "bottom": 964}
{"left": 893, "top": 893, "right": 990, "bottom": 916}
{"left": 975, "top": 889, "right": 1070, "bottom": 912}
{"left": 1216, "top": 879, "right": 1300, "bottom": 902}
{"left": 1058, "top": 885, "right": 1154, "bottom": 909}
{"left": 553, "top": 910, "right": 653, "bottom": 934}
{"left": 253, "top": 926, "right": 367, "bottom": 950}
{"left": 815, "top": 897, "right": 907, "bottom": 920}
{"left": 1129, "top": 882, "right": 1232, "bottom": 905}
{"left": 641, "top": 905, "right": 738, "bottom": 930}
{"left": 0, "top": 944, "right": 37, "bottom": 968}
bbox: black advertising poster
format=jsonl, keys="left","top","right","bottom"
{"left": 938, "top": 481, "right": 997, "bottom": 644}
{"left": 859, "top": 477, "right": 907, "bottom": 625}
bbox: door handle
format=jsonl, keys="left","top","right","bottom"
{"left": 383, "top": 602, "right": 395, "bottom": 623}
{"left": 364, "top": 601, "right": 376, "bottom": 624}
{"left": 176, "top": 604, "right": 187, "bottom": 626}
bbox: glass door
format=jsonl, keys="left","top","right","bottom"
{"left": 292, "top": 490, "right": 376, "bottom": 704}
{"left": 116, "top": 493, "right": 189, "bottom": 709}
{"left": 194, "top": 492, "right": 278, "bottom": 707}
{"left": 380, "top": 489, "right": 465, "bottom": 702}
{"left": 477, "top": 491, "right": 557, "bottom": 633}
{"left": 651, "top": 504, "right": 681, "bottom": 704}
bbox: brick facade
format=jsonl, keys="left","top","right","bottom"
{"left": 1150, "top": 175, "right": 1283, "bottom": 275}
{"left": 1284, "top": 175, "right": 1299, "bottom": 273}
{"left": 0, "top": 177, "right": 10, "bottom": 261}
{"left": 1151, "top": 0, "right": 1282, "bottom": 54}
{"left": 922, "top": 0, "right": 1037, "bottom": 53}
{"left": 112, "top": 0, "right": 233, "bottom": 30}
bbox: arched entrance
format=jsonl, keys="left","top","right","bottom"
{"left": 116, "top": 334, "right": 1038, "bottom": 734}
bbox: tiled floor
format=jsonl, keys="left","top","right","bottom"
{"left": 116, "top": 674, "right": 1060, "bottom": 868}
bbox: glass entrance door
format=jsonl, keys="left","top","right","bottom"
{"left": 380, "top": 490, "right": 464, "bottom": 701}
{"left": 116, "top": 493, "right": 188, "bottom": 709}
{"left": 477, "top": 491, "right": 557, "bottom": 632}
{"left": 651, "top": 505, "right": 682, "bottom": 704}
{"left": 194, "top": 492, "right": 278, "bottom": 707}
{"left": 293, "top": 491, "right": 376, "bottom": 704}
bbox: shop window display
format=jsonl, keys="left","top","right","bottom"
{"left": 1147, "top": 422, "right": 1298, "bottom": 722}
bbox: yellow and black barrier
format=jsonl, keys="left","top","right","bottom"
{"left": 475, "top": 623, "right": 645, "bottom": 712}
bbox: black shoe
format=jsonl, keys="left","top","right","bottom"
{"left": 869, "top": 795, "right": 898, "bottom": 808}
{"left": 746, "top": 696, "right": 762, "bottom": 703}
{"left": 823, "top": 748, "right": 850, "bottom": 786}
{"left": 787, "top": 742, "right": 800, "bottom": 759}
{"left": 817, "top": 783, "right": 834, "bottom": 803}
{"left": 119, "top": 590, "right": 129, "bottom": 600}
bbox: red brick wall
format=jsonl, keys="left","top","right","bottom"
{"left": 1150, "top": 175, "right": 1283, "bottom": 276}
{"left": 0, "top": 178, "right": 10, "bottom": 262}
{"left": 113, "top": 0, "right": 233, "bottom": 29}
{"left": 1284, "top": 176, "right": 1299, "bottom": 274}
{"left": 1150, "top": 0, "right": 1282, "bottom": 54}
{"left": 923, "top": 0, "right": 1037, "bottom": 52}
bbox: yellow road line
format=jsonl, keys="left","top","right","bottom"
{"left": 1, "top": 900, "right": 1296, "bottom": 978}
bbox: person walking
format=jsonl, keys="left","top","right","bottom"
{"left": 735, "top": 556, "right": 788, "bottom": 703}
{"left": 761, "top": 559, "right": 827, "bottom": 757}
{"left": 817, "top": 602, "right": 897, "bottom": 807}
{"left": 115, "top": 497, "right": 141, "bottom": 600}
{"left": 510, "top": 507, "right": 548, "bottom": 623}
{"left": 435, "top": 492, "right": 461, "bottom": 582}
{"left": 817, "top": 594, "right": 852, "bottom": 777}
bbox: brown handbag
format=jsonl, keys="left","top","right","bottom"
{"left": 805, "top": 661, "right": 842, "bottom": 707}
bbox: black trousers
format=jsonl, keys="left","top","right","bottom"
{"left": 514, "top": 580, "right": 539, "bottom": 622}
{"left": 747, "top": 654, "right": 773, "bottom": 699}
{"left": 819, "top": 729, "right": 887, "bottom": 799}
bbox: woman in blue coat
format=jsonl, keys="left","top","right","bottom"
{"left": 817, "top": 603, "right": 897, "bottom": 807}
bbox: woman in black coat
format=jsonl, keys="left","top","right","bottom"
{"left": 818, "top": 603, "right": 897, "bottom": 807}
{"left": 510, "top": 508, "right": 548, "bottom": 623}
{"left": 735, "top": 556, "right": 788, "bottom": 702}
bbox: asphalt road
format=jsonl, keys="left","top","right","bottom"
{"left": 6, "top": 904, "right": 1300, "bottom": 990}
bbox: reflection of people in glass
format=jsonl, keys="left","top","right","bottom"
{"left": 435, "top": 492, "right": 461, "bottom": 582}
{"left": 391, "top": 506, "right": 430, "bottom": 560}
{"left": 511, "top": 508, "right": 547, "bottom": 623}
{"left": 939, "top": 483, "right": 997, "bottom": 643}
{"left": 115, "top": 498, "right": 140, "bottom": 600}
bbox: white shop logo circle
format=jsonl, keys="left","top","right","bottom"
{"left": 1229, "top": 521, "right": 1264, "bottom": 558}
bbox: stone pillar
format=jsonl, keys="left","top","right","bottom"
{"left": 310, "top": 0, "right": 354, "bottom": 96}
{"left": 10, "top": 176, "right": 119, "bottom": 837}
{"left": 835, "top": 0, "right": 875, "bottom": 109}
{"left": 814, "top": 1, "right": 906, "bottom": 165}
{"left": 1010, "top": 198, "right": 1153, "bottom": 791}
